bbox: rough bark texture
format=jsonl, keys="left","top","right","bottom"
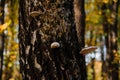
{"left": 74, "top": 0, "right": 85, "bottom": 46}
{"left": 101, "top": 0, "right": 119, "bottom": 80}
{"left": 0, "top": 0, "right": 5, "bottom": 79}
{"left": 19, "top": 0, "right": 86, "bottom": 80}
{"left": 74, "top": 0, "right": 86, "bottom": 80}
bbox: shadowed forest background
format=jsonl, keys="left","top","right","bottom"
{"left": 0, "top": 0, "right": 120, "bottom": 80}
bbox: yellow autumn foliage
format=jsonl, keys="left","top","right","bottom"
{"left": 113, "top": 0, "right": 118, "bottom": 3}
{"left": 0, "top": 20, "right": 11, "bottom": 33}
{"left": 0, "top": 13, "right": 2, "bottom": 16}
{"left": 103, "top": 0, "right": 109, "bottom": 3}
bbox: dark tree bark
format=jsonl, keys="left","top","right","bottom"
{"left": 0, "top": 0, "right": 5, "bottom": 79}
{"left": 108, "top": 1, "right": 119, "bottom": 80}
{"left": 74, "top": 0, "right": 87, "bottom": 80}
{"left": 101, "top": 0, "right": 119, "bottom": 80}
{"left": 101, "top": 3, "right": 109, "bottom": 80}
{"left": 19, "top": 0, "right": 86, "bottom": 80}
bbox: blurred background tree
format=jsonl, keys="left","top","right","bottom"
{"left": 0, "top": 0, "right": 21, "bottom": 80}
{"left": 85, "top": 0, "right": 120, "bottom": 80}
{"left": 0, "top": 0, "right": 5, "bottom": 79}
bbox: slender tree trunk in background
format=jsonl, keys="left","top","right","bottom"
{"left": 90, "top": 30, "right": 93, "bottom": 46}
{"left": 99, "top": 34, "right": 106, "bottom": 79}
{"left": 74, "top": 0, "right": 87, "bottom": 80}
{"left": 3, "top": 0, "right": 19, "bottom": 79}
{"left": 91, "top": 58, "right": 95, "bottom": 80}
{"left": 101, "top": 0, "right": 119, "bottom": 80}
{"left": 101, "top": 3, "right": 109, "bottom": 80}
{"left": 19, "top": 0, "right": 86, "bottom": 80}
{"left": 0, "top": 0, "right": 5, "bottom": 79}
{"left": 108, "top": 1, "right": 119, "bottom": 80}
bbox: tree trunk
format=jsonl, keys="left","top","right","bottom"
{"left": 0, "top": 0, "right": 5, "bottom": 79}
{"left": 108, "top": 1, "right": 119, "bottom": 80}
{"left": 99, "top": 34, "right": 106, "bottom": 79}
{"left": 19, "top": 0, "right": 86, "bottom": 80}
{"left": 101, "top": 3, "right": 109, "bottom": 80}
{"left": 74, "top": 0, "right": 87, "bottom": 80}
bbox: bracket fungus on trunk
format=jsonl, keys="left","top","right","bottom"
{"left": 50, "top": 42, "right": 60, "bottom": 49}
{"left": 30, "top": 11, "right": 40, "bottom": 18}
{"left": 80, "top": 46, "right": 97, "bottom": 55}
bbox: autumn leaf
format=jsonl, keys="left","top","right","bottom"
{"left": 0, "top": 20, "right": 11, "bottom": 32}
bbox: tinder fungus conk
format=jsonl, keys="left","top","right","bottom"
{"left": 50, "top": 42, "right": 60, "bottom": 49}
